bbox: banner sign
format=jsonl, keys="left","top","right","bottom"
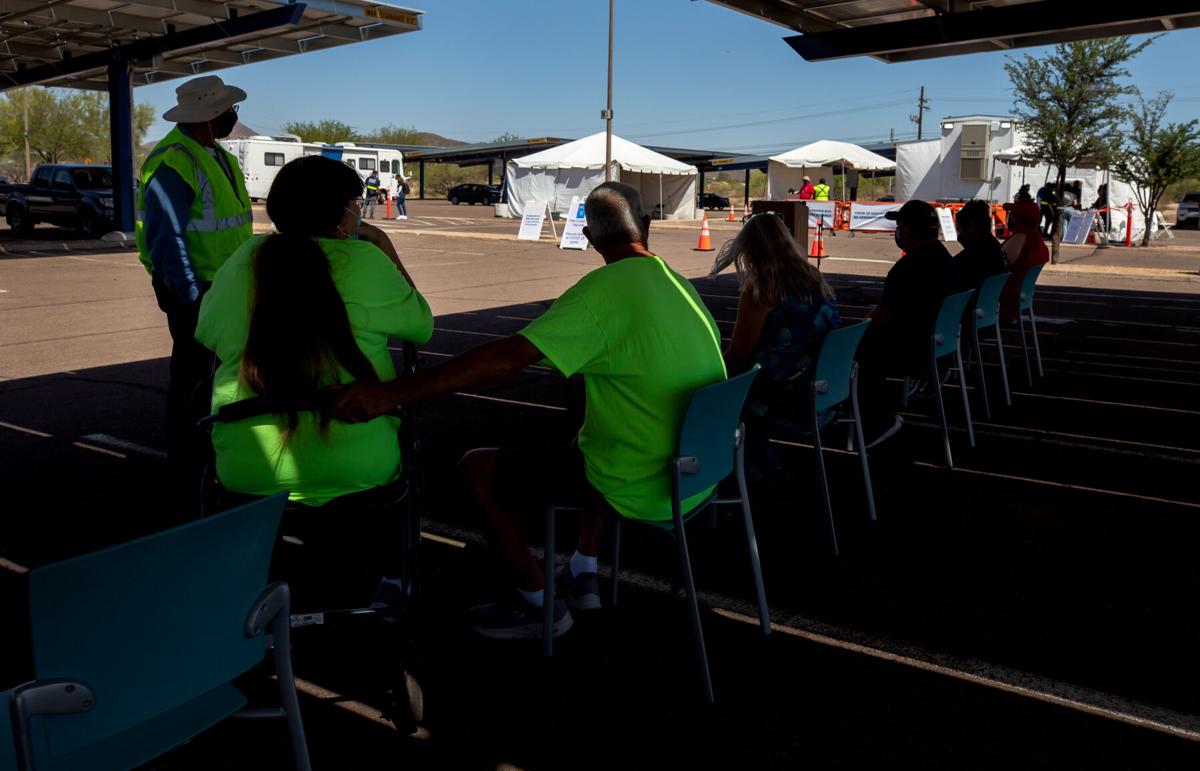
{"left": 849, "top": 202, "right": 902, "bottom": 231}
{"left": 1062, "top": 209, "right": 1096, "bottom": 244}
{"left": 937, "top": 207, "right": 958, "bottom": 242}
{"left": 518, "top": 201, "right": 548, "bottom": 241}
{"left": 806, "top": 201, "right": 837, "bottom": 230}
{"left": 559, "top": 196, "right": 589, "bottom": 250}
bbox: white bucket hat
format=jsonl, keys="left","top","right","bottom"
{"left": 162, "top": 75, "right": 247, "bottom": 123}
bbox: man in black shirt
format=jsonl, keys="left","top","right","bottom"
{"left": 954, "top": 200, "right": 1008, "bottom": 295}
{"left": 857, "top": 200, "right": 960, "bottom": 445}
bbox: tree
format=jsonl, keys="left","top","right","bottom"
{"left": 492, "top": 131, "right": 522, "bottom": 143}
{"left": 280, "top": 119, "right": 362, "bottom": 143}
{"left": 1004, "top": 36, "right": 1155, "bottom": 262}
{"left": 1113, "top": 92, "right": 1200, "bottom": 246}
{"left": 363, "top": 123, "right": 425, "bottom": 145}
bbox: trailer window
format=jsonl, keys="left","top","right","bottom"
{"left": 379, "top": 160, "right": 391, "bottom": 173}
{"left": 264, "top": 152, "right": 285, "bottom": 166}
{"left": 359, "top": 158, "right": 376, "bottom": 171}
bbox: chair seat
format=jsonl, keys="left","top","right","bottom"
{"left": 620, "top": 491, "right": 718, "bottom": 533}
{"left": 35, "top": 682, "right": 246, "bottom": 771}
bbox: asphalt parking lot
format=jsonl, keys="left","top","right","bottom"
{"left": 3, "top": 205, "right": 1200, "bottom": 768}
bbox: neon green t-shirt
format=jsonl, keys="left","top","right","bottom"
{"left": 520, "top": 255, "right": 727, "bottom": 522}
{"left": 195, "top": 236, "right": 434, "bottom": 506}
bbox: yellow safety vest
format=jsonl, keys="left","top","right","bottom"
{"left": 136, "top": 126, "right": 252, "bottom": 282}
{"left": 813, "top": 184, "right": 830, "bottom": 200}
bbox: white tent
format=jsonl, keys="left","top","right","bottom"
{"left": 503, "top": 132, "right": 699, "bottom": 220}
{"left": 766, "top": 140, "right": 896, "bottom": 200}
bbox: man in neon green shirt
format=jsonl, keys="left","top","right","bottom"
{"left": 333, "top": 182, "right": 726, "bottom": 641}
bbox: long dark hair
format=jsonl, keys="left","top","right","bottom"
{"left": 241, "top": 155, "right": 376, "bottom": 431}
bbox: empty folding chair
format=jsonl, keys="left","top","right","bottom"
{"left": 969, "top": 272, "right": 1013, "bottom": 417}
{"left": 1016, "top": 263, "right": 1046, "bottom": 386}
{"left": 1, "top": 688, "right": 17, "bottom": 771}
{"left": 10, "top": 494, "right": 311, "bottom": 771}
{"left": 543, "top": 366, "right": 771, "bottom": 705}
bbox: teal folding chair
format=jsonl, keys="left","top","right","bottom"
{"left": 10, "top": 494, "right": 310, "bottom": 771}
{"left": 1016, "top": 263, "right": 1046, "bottom": 386}
{"left": 543, "top": 366, "right": 771, "bottom": 704}
{"left": 929, "top": 290, "right": 976, "bottom": 468}
{"left": 970, "top": 272, "right": 1013, "bottom": 418}
{"left": 1, "top": 688, "right": 18, "bottom": 771}
{"left": 807, "top": 320, "right": 876, "bottom": 557}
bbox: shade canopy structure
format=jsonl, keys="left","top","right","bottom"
{"left": 704, "top": 1, "right": 1200, "bottom": 63}
{"left": 766, "top": 140, "right": 894, "bottom": 200}
{"left": 504, "top": 132, "right": 700, "bottom": 220}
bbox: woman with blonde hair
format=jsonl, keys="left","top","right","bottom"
{"left": 709, "top": 211, "right": 841, "bottom": 474}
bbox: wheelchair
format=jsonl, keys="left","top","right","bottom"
{"left": 195, "top": 341, "right": 426, "bottom": 733}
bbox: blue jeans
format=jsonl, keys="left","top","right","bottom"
{"left": 364, "top": 194, "right": 378, "bottom": 219}
{"left": 395, "top": 195, "right": 407, "bottom": 217}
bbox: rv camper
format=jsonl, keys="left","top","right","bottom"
{"left": 220, "top": 135, "right": 407, "bottom": 201}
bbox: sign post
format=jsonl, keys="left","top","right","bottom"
{"left": 559, "top": 196, "right": 589, "bottom": 250}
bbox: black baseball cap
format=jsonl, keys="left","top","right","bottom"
{"left": 884, "top": 199, "right": 939, "bottom": 230}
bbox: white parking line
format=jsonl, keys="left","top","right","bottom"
{"left": 0, "top": 557, "right": 29, "bottom": 575}
{"left": 453, "top": 392, "right": 567, "bottom": 411}
{"left": 81, "top": 433, "right": 166, "bottom": 460}
{"left": 0, "top": 420, "right": 52, "bottom": 438}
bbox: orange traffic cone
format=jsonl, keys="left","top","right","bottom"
{"left": 743, "top": 200, "right": 750, "bottom": 220}
{"left": 809, "top": 218, "right": 827, "bottom": 260}
{"left": 694, "top": 215, "right": 715, "bottom": 251}
{"left": 726, "top": 202, "right": 737, "bottom": 222}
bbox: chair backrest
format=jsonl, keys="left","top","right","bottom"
{"left": 1019, "top": 262, "right": 1044, "bottom": 310}
{"left": 933, "top": 290, "right": 976, "bottom": 359}
{"left": 675, "top": 366, "right": 760, "bottom": 501}
{"left": 812, "top": 320, "right": 870, "bottom": 413}
{"left": 0, "top": 688, "right": 17, "bottom": 771}
{"left": 973, "top": 272, "right": 1009, "bottom": 329}
{"left": 25, "top": 494, "right": 286, "bottom": 759}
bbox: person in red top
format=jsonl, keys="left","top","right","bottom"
{"left": 1000, "top": 199, "right": 1049, "bottom": 321}
{"left": 798, "top": 176, "right": 815, "bottom": 200}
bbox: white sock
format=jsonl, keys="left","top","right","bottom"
{"left": 570, "top": 550, "right": 598, "bottom": 577}
{"left": 519, "top": 587, "right": 544, "bottom": 607}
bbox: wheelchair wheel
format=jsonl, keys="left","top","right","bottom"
{"left": 382, "top": 669, "right": 426, "bottom": 736}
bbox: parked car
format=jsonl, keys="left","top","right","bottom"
{"left": 699, "top": 192, "right": 730, "bottom": 210}
{"left": 447, "top": 183, "right": 499, "bottom": 205}
{"left": 0, "top": 164, "right": 115, "bottom": 238}
{"left": 1176, "top": 192, "right": 1199, "bottom": 229}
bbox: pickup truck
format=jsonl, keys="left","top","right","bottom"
{"left": 0, "top": 164, "right": 116, "bottom": 238}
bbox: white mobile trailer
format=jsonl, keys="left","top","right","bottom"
{"left": 220, "top": 136, "right": 407, "bottom": 201}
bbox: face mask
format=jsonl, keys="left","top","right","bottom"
{"left": 344, "top": 206, "right": 361, "bottom": 240}
{"left": 209, "top": 110, "right": 238, "bottom": 140}
{"left": 893, "top": 229, "right": 903, "bottom": 248}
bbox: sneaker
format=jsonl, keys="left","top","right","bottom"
{"left": 865, "top": 414, "right": 904, "bottom": 449}
{"left": 469, "top": 593, "right": 572, "bottom": 640}
{"left": 556, "top": 564, "right": 601, "bottom": 611}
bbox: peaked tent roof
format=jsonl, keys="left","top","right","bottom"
{"left": 511, "top": 132, "right": 697, "bottom": 175}
{"left": 769, "top": 140, "right": 896, "bottom": 171}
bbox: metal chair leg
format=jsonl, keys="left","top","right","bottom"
{"left": 956, "top": 345, "right": 975, "bottom": 448}
{"left": 1018, "top": 313, "right": 1033, "bottom": 387}
{"left": 673, "top": 512, "right": 714, "bottom": 704}
{"left": 609, "top": 516, "right": 622, "bottom": 608}
{"left": 973, "top": 326, "right": 990, "bottom": 419}
{"left": 932, "top": 353, "right": 954, "bottom": 468}
{"left": 900, "top": 376, "right": 911, "bottom": 408}
{"left": 734, "top": 431, "right": 770, "bottom": 635}
{"left": 1029, "top": 309, "right": 1044, "bottom": 378}
{"left": 850, "top": 369, "right": 877, "bottom": 522}
{"left": 993, "top": 324, "right": 1011, "bottom": 407}
{"left": 811, "top": 413, "right": 840, "bottom": 557}
{"left": 543, "top": 505, "right": 556, "bottom": 657}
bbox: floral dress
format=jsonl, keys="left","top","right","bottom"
{"left": 746, "top": 290, "right": 842, "bottom": 421}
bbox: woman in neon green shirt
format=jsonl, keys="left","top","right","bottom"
{"left": 196, "top": 155, "right": 433, "bottom": 506}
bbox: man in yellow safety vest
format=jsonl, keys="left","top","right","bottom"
{"left": 135, "top": 75, "right": 252, "bottom": 500}
{"left": 813, "top": 178, "right": 831, "bottom": 200}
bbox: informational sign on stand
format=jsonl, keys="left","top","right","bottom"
{"left": 806, "top": 200, "right": 837, "bottom": 230}
{"left": 518, "top": 201, "right": 549, "bottom": 241}
{"left": 559, "top": 196, "right": 589, "bottom": 250}
{"left": 849, "top": 202, "right": 902, "bottom": 231}
{"left": 937, "top": 207, "right": 958, "bottom": 242}
{"left": 1062, "top": 209, "right": 1096, "bottom": 244}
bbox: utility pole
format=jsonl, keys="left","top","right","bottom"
{"left": 603, "top": 0, "right": 613, "bottom": 181}
{"left": 910, "top": 85, "right": 930, "bottom": 141}
{"left": 22, "top": 88, "right": 32, "bottom": 181}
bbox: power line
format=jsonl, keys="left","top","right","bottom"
{"left": 627, "top": 98, "right": 912, "bottom": 140}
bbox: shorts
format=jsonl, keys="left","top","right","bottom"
{"left": 493, "top": 445, "right": 618, "bottom": 518}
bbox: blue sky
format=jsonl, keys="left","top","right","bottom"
{"left": 137, "top": 1, "right": 1200, "bottom": 153}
